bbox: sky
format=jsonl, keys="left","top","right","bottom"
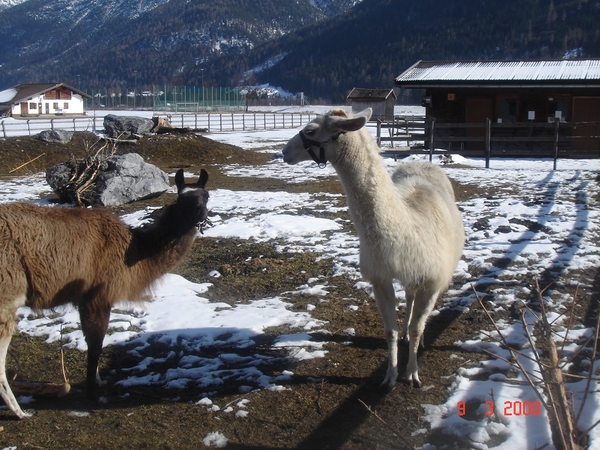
{"left": 2, "top": 106, "right": 600, "bottom": 449}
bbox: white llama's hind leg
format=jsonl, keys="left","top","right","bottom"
{"left": 402, "top": 287, "right": 425, "bottom": 348}
{"left": 0, "top": 334, "right": 31, "bottom": 418}
{"left": 401, "top": 288, "right": 414, "bottom": 342}
{"left": 405, "top": 287, "right": 440, "bottom": 388}
{"left": 372, "top": 280, "right": 399, "bottom": 389}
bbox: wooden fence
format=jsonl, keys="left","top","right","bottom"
{"left": 0, "top": 112, "right": 316, "bottom": 138}
{"left": 376, "top": 118, "right": 600, "bottom": 169}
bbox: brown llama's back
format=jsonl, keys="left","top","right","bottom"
{"left": 0, "top": 202, "right": 142, "bottom": 312}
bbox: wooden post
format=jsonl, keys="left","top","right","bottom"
{"left": 553, "top": 118, "right": 560, "bottom": 170}
{"left": 429, "top": 119, "right": 435, "bottom": 162}
{"left": 485, "top": 118, "right": 491, "bottom": 169}
{"left": 376, "top": 120, "right": 381, "bottom": 146}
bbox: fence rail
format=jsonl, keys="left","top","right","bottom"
{"left": 0, "top": 112, "right": 316, "bottom": 138}
{"left": 376, "top": 118, "right": 600, "bottom": 169}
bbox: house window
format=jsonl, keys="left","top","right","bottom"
{"left": 53, "top": 102, "right": 59, "bottom": 110}
{"left": 63, "top": 102, "right": 69, "bottom": 110}
{"left": 29, "top": 103, "right": 37, "bottom": 110}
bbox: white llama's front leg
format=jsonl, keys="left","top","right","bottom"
{"left": 372, "top": 280, "right": 399, "bottom": 389}
{"left": 405, "top": 287, "right": 440, "bottom": 388}
{"left": 0, "top": 334, "right": 31, "bottom": 419}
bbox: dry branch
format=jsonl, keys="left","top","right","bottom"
{"left": 9, "top": 153, "right": 46, "bottom": 174}
{"left": 9, "top": 335, "right": 70, "bottom": 398}
{"left": 473, "top": 280, "right": 598, "bottom": 450}
{"left": 358, "top": 398, "right": 416, "bottom": 449}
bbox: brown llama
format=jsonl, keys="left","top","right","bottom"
{"left": 0, "top": 168, "right": 209, "bottom": 418}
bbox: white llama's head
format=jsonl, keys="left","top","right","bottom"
{"left": 282, "top": 108, "right": 372, "bottom": 165}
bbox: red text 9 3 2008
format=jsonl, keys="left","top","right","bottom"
{"left": 457, "top": 400, "right": 542, "bottom": 417}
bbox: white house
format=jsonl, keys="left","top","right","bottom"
{"left": 0, "top": 83, "right": 91, "bottom": 117}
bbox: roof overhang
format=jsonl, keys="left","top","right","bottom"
{"left": 395, "top": 82, "right": 600, "bottom": 89}
{"left": 395, "top": 59, "right": 600, "bottom": 90}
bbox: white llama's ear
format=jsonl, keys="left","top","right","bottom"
{"left": 359, "top": 107, "right": 373, "bottom": 122}
{"left": 334, "top": 108, "right": 371, "bottom": 132}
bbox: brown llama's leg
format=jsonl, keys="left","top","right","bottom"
{"left": 0, "top": 300, "right": 31, "bottom": 418}
{"left": 79, "top": 300, "right": 111, "bottom": 400}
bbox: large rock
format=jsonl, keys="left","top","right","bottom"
{"left": 103, "top": 114, "right": 154, "bottom": 139}
{"left": 37, "top": 129, "right": 74, "bottom": 144}
{"left": 46, "top": 152, "right": 171, "bottom": 206}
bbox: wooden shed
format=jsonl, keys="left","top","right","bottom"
{"left": 395, "top": 59, "right": 600, "bottom": 156}
{"left": 347, "top": 88, "right": 396, "bottom": 122}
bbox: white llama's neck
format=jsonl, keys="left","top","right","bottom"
{"left": 331, "top": 130, "right": 407, "bottom": 236}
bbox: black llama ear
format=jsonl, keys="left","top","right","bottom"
{"left": 198, "top": 169, "right": 208, "bottom": 189}
{"left": 175, "top": 169, "right": 186, "bottom": 192}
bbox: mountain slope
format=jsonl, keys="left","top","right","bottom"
{"left": 0, "top": 0, "right": 357, "bottom": 90}
{"left": 1, "top": 0, "right": 599, "bottom": 101}
{"left": 224, "top": 0, "right": 600, "bottom": 101}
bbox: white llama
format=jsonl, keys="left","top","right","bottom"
{"left": 282, "top": 108, "right": 464, "bottom": 388}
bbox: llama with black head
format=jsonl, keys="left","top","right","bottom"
{"left": 0, "top": 168, "right": 209, "bottom": 418}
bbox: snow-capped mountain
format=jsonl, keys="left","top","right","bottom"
{"left": 0, "top": 0, "right": 359, "bottom": 91}
{"left": 1, "top": 0, "right": 598, "bottom": 101}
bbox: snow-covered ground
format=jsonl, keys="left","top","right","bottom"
{"left": 2, "top": 106, "right": 600, "bottom": 449}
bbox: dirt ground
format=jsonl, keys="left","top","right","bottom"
{"left": 0, "top": 131, "right": 596, "bottom": 449}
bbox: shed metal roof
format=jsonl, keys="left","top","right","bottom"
{"left": 395, "top": 59, "right": 600, "bottom": 88}
{"left": 347, "top": 88, "right": 396, "bottom": 100}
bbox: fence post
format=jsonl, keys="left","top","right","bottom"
{"left": 376, "top": 120, "right": 382, "bottom": 146}
{"left": 553, "top": 118, "right": 560, "bottom": 170}
{"left": 27, "top": 119, "right": 31, "bottom": 135}
{"left": 429, "top": 119, "right": 435, "bottom": 162}
{"left": 1, "top": 120, "right": 5, "bottom": 138}
{"left": 485, "top": 118, "right": 491, "bottom": 169}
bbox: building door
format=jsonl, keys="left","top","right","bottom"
{"left": 465, "top": 97, "right": 493, "bottom": 150}
{"left": 572, "top": 97, "right": 600, "bottom": 151}
{"left": 20, "top": 102, "right": 28, "bottom": 115}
